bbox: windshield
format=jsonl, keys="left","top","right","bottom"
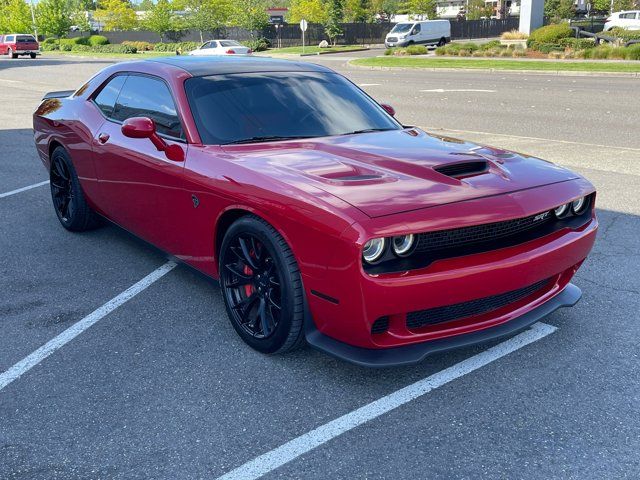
{"left": 390, "top": 23, "right": 413, "bottom": 34}
{"left": 185, "top": 72, "right": 401, "bottom": 145}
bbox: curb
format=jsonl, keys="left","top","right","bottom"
{"left": 347, "top": 60, "right": 640, "bottom": 78}
{"left": 299, "top": 48, "right": 370, "bottom": 57}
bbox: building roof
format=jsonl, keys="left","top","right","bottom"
{"left": 150, "top": 55, "right": 332, "bottom": 77}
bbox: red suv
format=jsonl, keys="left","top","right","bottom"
{"left": 0, "top": 34, "right": 40, "bottom": 59}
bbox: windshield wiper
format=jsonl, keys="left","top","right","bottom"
{"left": 341, "top": 128, "right": 396, "bottom": 136}
{"left": 223, "top": 135, "right": 314, "bottom": 145}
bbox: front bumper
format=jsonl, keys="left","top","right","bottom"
{"left": 305, "top": 283, "right": 581, "bottom": 367}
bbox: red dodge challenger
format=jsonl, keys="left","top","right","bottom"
{"left": 33, "top": 56, "right": 597, "bottom": 367}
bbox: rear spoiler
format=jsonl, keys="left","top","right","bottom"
{"left": 42, "top": 90, "right": 74, "bottom": 100}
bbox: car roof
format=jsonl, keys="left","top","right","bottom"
{"left": 149, "top": 55, "right": 333, "bottom": 77}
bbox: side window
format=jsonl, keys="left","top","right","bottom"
{"left": 112, "top": 75, "right": 184, "bottom": 139}
{"left": 412, "top": 24, "right": 421, "bottom": 34}
{"left": 201, "top": 42, "right": 211, "bottom": 49}
{"left": 6, "top": 36, "right": 14, "bottom": 42}
{"left": 93, "top": 75, "right": 127, "bottom": 117}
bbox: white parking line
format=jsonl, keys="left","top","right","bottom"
{"left": 421, "top": 89, "right": 497, "bottom": 93}
{"left": 216, "top": 322, "right": 557, "bottom": 480}
{"left": 0, "top": 180, "right": 49, "bottom": 198}
{"left": 0, "top": 261, "right": 177, "bottom": 391}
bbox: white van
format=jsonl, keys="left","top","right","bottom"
{"left": 385, "top": 20, "right": 451, "bottom": 48}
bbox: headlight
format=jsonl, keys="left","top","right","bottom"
{"left": 363, "top": 238, "right": 386, "bottom": 263}
{"left": 554, "top": 204, "right": 570, "bottom": 218}
{"left": 392, "top": 234, "right": 415, "bottom": 256}
{"left": 572, "top": 196, "right": 587, "bottom": 214}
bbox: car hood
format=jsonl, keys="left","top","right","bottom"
{"left": 222, "top": 129, "right": 579, "bottom": 218}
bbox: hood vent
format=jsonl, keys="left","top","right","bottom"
{"left": 435, "top": 161, "right": 489, "bottom": 179}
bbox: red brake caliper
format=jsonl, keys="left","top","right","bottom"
{"left": 243, "top": 264, "right": 254, "bottom": 297}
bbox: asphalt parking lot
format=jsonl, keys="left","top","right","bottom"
{"left": 1, "top": 54, "right": 639, "bottom": 479}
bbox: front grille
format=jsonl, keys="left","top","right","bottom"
{"left": 415, "top": 210, "right": 553, "bottom": 254}
{"left": 406, "top": 278, "right": 551, "bottom": 330}
{"left": 435, "top": 161, "right": 488, "bottom": 178}
{"left": 387, "top": 37, "right": 398, "bottom": 42}
{"left": 371, "top": 316, "right": 390, "bottom": 334}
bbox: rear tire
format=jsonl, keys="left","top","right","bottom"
{"left": 8, "top": 48, "right": 17, "bottom": 59}
{"left": 49, "top": 146, "right": 100, "bottom": 231}
{"left": 437, "top": 37, "right": 446, "bottom": 47}
{"left": 219, "top": 215, "right": 305, "bottom": 354}
{"left": 30, "top": 53, "right": 36, "bottom": 59}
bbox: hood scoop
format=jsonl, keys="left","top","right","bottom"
{"left": 435, "top": 160, "right": 489, "bottom": 179}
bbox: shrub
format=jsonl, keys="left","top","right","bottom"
{"left": 122, "top": 41, "right": 154, "bottom": 51}
{"left": 480, "top": 40, "right": 502, "bottom": 50}
{"left": 528, "top": 24, "right": 572, "bottom": 46}
{"left": 461, "top": 42, "right": 480, "bottom": 51}
{"left": 626, "top": 44, "right": 640, "bottom": 60}
{"left": 70, "top": 44, "right": 92, "bottom": 52}
{"left": 59, "top": 37, "right": 88, "bottom": 49}
{"left": 243, "top": 37, "right": 270, "bottom": 52}
{"left": 59, "top": 43, "right": 72, "bottom": 51}
{"left": 405, "top": 44, "right": 428, "bottom": 55}
{"left": 153, "top": 42, "right": 199, "bottom": 53}
{"left": 435, "top": 46, "right": 446, "bottom": 55}
{"left": 42, "top": 37, "right": 57, "bottom": 45}
{"left": 559, "top": 38, "right": 596, "bottom": 50}
{"left": 88, "top": 35, "right": 109, "bottom": 46}
{"left": 535, "top": 43, "right": 564, "bottom": 54}
{"left": 457, "top": 49, "right": 472, "bottom": 56}
{"left": 384, "top": 48, "right": 394, "bottom": 55}
{"left": 512, "top": 48, "right": 527, "bottom": 57}
{"left": 605, "top": 27, "right": 640, "bottom": 42}
{"left": 501, "top": 29, "right": 528, "bottom": 40}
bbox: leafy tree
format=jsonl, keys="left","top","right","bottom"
{"left": 406, "top": 0, "right": 436, "bottom": 19}
{"left": 466, "top": 0, "right": 492, "bottom": 19}
{"left": 612, "top": 0, "right": 634, "bottom": 11}
{"left": 143, "top": 0, "right": 176, "bottom": 41}
{"left": 231, "top": 0, "right": 270, "bottom": 35}
{"left": 344, "top": 0, "right": 372, "bottom": 22}
{"left": 289, "top": 0, "right": 328, "bottom": 23}
{"left": 36, "top": 0, "right": 73, "bottom": 37}
{"left": 371, "top": 0, "right": 400, "bottom": 21}
{"left": 179, "top": 0, "right": 233, "bottom": 42}
{"left": 0, "top": 0, "right": 33, "bottom": 33}
{"left": 137, "top": 0, "right": 154, "bottom": 10}
{"left": 324, "top": 0, "right": 343, "bottom": 45}
{"left": 544, "top": 0, "right": 574, "bottom": 21}
{"left": 94, "top": 0, "right": 138, "bottom": 31}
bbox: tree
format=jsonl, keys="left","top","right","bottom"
{"left": 371, "top": 0, "right": 400, "bottom": 21}
{"left": 465, "top": 0, "right": 492, "bottom": 19}
{"left": 344, "top": 0, "right": 373, "bottom": 22}
{"left": 36, "top": 0, "right": 73, "bottom": 38}
{"left": 289, "top": 0, "right": 328, "bottom": 23}
{"left": 0, "top": 0, "right": 33, "bottom": 34}
{"left": 231, "top": 0, "right": 270, "bottom": 35}
{"left": 143, "top": 0, "right": 176, "bottom": 41}
{"left": 406, "top": 0, "right": 436, "bottom": 19}
{"left": 94, "top": 0, "right": 138, "bottom": 31}
{"left": 324, "top": 0, "right": 343, "bottom": 45}
{"left": 180, "top": 0, "right": 233, "bottom": 42}
{"left": 544, "top": 0, "right": 574, "bottom": 21}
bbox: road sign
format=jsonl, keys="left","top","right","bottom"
{"left": 300, "top": 19, "right": 308, "bottom": 32}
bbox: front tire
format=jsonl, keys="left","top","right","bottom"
{"left": 219, "top": 215, "right": 305, "bottom": 354}
{"left": 50, "top": 146, "right": 99, "bottom": 231}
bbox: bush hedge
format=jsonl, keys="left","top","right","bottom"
{"left": 122, "top": 41, "right": 155, "bottom": 51}
{"left": 527, "top": 24, "right": 573, "bottom": 46}
{"left": 153, "top": 42, "right": 200, "bottom": 52}
{"left": 605, "top": 27, "right": 640, "bottom": 42}
{"left": 88, "top": 35, "right": 109, "bottom": 46}
{"left": 243, "top": 37, "right": 270, "bottom": 52}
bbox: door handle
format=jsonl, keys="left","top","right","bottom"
{"left": 97, "top": 133, "right": 110, "bottom": 144}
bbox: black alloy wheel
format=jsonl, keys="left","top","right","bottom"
{"left": 220, "top": 215, "right": 305, "bottom": 354}
{"left": 49, "top": 146, "right": 99, "bottom": 231}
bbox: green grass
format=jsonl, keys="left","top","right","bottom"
{"left": 44, "top": 50, "right": 171, "bottom": 59}
{"left": 351, "top": 56, "right": 640, "bottom": 73}
{"left": 267, "top": 45, "right": 367, "bottom": 55}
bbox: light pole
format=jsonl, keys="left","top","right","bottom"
{"left": 29, "top": 0, "right": 38, "bottom": 39}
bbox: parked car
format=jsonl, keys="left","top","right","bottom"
{"left": 188, "top": 40, "right": 252, "bottom": 56}
{"left": 33, "top": 56, "right": 597, "bottom": 367}
{"left": 385, "top": 20, "right": 451, "bottom": 48}
{"left": 0, "top": 34, "right": 40, "bottom": 59}
{"left": 604, "top": 10, "right": 640, "bottom": 31}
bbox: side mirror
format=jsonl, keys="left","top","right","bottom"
{"left": 121, "top": 117, "right": 184, "bottom": 162}
{"left": 380, "top": 103, "right": 396, "bottom": 116}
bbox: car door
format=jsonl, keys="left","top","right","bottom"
{"left": 0, "top": 36, "right": 5, "bottom": 54}
{"left": 91, "top": 73, "right": 189, "bottom": 253}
